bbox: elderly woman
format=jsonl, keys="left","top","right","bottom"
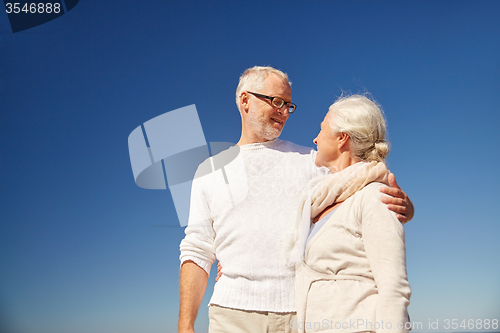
{"left": 289, "top": 95, "right": 411, "bottom": 333}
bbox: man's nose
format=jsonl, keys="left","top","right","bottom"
{"left": 276, "top": 105, "right": 290, "bottom": 116}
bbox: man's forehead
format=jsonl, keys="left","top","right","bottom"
{"left": 264, "top": 73, "right": 290, "bottom": 87}
{"left": 262, "top": 74, "right": 292, "bottom": 95}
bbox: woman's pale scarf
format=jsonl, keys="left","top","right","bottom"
{"left": 288, "top": 161, "right": 390, "bottom": 265}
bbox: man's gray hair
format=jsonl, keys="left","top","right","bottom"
{"left": 235, "top": 66, "right": 291, "bottom": 112}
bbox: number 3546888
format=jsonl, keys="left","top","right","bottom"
{"left": 5, "top": 3, "right": 61, "bottom": 14}
{"left": 443, "top": 319, "right": 498, "bottom": 330}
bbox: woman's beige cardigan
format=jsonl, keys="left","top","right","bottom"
{"left": 295, "top": 183, "right": 411, "bottom": 333}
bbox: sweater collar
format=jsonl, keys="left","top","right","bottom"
{"left": 238, "top": 138, "right": 282, "bottom": 151}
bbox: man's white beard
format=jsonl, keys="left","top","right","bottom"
{"left": 247, "top": 113, "right": 283, "bottom": 141}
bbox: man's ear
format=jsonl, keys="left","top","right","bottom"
{"left": 239, "top": 92, "right": 250, "bottom": 113}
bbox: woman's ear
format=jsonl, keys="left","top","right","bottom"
{"left": 338, "top": 132, "right": 350, "bottom": 150}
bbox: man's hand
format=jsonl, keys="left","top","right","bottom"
{"left": 179, "top": 261, "right": 209, "bottom": 333}
{"left": 380, "top": 173, "right": 414, "bottom": 223}
{"left": 215, "top": 261, "right": 222, "bottom": 282}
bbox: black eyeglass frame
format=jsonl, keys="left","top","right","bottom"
{"left": 246, "top": 91, "right": 297, "bottom": 113}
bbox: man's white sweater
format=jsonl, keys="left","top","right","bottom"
{"left": 179, "top": 139, "right": 326, "bottom": 312}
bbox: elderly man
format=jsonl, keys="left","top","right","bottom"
{"left": 178, "top": 66, "right": 413, "bottom": 333}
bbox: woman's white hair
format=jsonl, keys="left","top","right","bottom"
{"left": 327, "top": 94, "right": 390, "bottom": 162}
{"left": 235, "top": 66, "right": 291, "bottom": 112}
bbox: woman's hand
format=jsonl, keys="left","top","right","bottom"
{"left": 380, "top": 173, "right": 414, "bottom": 223}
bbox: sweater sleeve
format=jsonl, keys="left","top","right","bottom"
{"left": 179, "top": 173, "right": 216, "bottom": 275}
{"left": 360, "top": 183, "right": 411, "bottom": 333}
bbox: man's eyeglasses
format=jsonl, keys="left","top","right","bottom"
{"left": 246, "top": 91, "right": 297, "bottom": 113}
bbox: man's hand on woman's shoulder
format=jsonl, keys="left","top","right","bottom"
{"left": 380, "top": 173, "right": 414, "bottom": 223}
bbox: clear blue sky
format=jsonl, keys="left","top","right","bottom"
{"left": 1, "top": 1, "right": 499, "bottom": 332}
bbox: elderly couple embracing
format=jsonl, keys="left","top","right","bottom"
{"left": 178, "top": 66, "right": 413, "bottom": 333}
